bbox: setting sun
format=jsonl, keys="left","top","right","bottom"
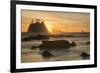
{"left": 45, "top": 22, "right": 53, "bottom": 33}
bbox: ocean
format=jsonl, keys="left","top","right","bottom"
{"left": 21, "top": 32, "right": 90, "bottom": 63}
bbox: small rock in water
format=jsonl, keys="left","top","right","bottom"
{"left": 80, "top": 52, "right": 90, "bottom": 59}
{"left": 70, "top": 41, "right": 77, "bottom": 47}
{"left": 86, "top": 41, "right": 90, "bottom": 44}
{"left": 41, "top": 50, "right": 54, "bottom": 58}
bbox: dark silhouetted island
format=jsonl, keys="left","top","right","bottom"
{"left": 28, "top": 19, "right": 49, "bottom": 35}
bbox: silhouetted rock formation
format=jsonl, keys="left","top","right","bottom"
{"left": 86, "top": 41, "right": 90, "bottom": 44}
{"left": 80, "top": 52, "right": 90, "bottom": 59}
{"left": 28, "top": 19, "right": 49, "bottom": 35}
{"left": 70, "top": 41, "right": 77, "bottom": 47}
{"left": 39, "top": 40, "right": 70, "bottom": 49}
{"left": 41, "top": 50, "right": 54, "bottom": 58}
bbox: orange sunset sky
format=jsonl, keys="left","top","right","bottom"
{"left": 21, "top": 10, "right": 90, "bottom": 33}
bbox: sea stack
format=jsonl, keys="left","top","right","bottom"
{"left": 28, "top": 19, "right": 49, "bottom": 35}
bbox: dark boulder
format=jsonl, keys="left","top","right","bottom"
{"left": 80, "top": 52, "right": 90, "bottom": 59}
{"left": 41, "top": 50, "right": 54, "bottom": 58}
{"left": 86, "top": 41, "right": 90, "bottom": 44}
{"left": 70, "top": 41, "right": 77, "bottom": 47}
{"left": 39, "top": 40, "right": 70, "bottom": 49}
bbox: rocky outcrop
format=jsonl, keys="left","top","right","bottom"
{"left": 30, "top": 40, "right": 77, "bottom": 50}
{"left": 41, "top": 50, "right": 54, "bottom": 58}
{"left": 39, "top": 40, "right": 71, "bottom": 49}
